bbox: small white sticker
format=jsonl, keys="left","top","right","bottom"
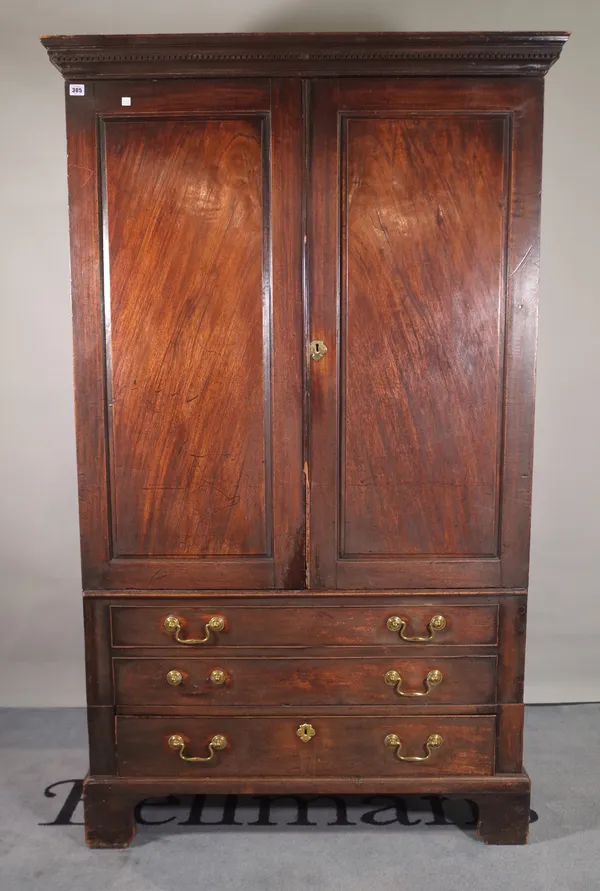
{"left": 121, "top": 97, "right": 131, "bottom": 106}
{"left": 69, "top": 84, "right": 85, "bottom": 96}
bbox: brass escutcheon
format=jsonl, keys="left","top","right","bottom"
{"left": 296, "top": 723, "right": 316, "bottom": 743}
{"left": 309, "top": 340, "right": 328, "bottom": 361}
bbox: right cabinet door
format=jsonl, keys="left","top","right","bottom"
{"left": 308, "top": 79, "right": 543, "bottom": 590}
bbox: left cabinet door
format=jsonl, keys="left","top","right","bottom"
{"left": 67, "top": 80, "right": 304, "bottom": 590}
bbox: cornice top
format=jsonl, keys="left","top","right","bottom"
{"left": 41, "top": 31, "right": 569, "bottom": 80}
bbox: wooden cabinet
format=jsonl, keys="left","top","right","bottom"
{"left": 43, "top": 30, "right": 567, "bottom": 847}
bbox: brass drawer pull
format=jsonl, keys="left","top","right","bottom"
{"left": 386, "top": 614, "right": 446, "bottom": 642}
{"left": 384, "top": 669, "right": 443, "bottom": 697}
{"left": 210, "top": 669, "right": 226, "bottom": 685}
{"left": 384, "top": 733, "right": 443, "bottom": 762}
{"left": 166, "top": 669, "right": 183, "bottom": 686}
{"left": 168, "top": 734, "right": 227, "bottom": 762}
{"left": 163, "top": 615, "right": 226, "bottom": 645}
{"left": 166, "top": 668, "right": 227, "bottom": 687}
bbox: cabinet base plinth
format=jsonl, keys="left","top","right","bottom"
{"left": 475, "top": 787, "right": 531, "bottom": 845}
{"left": 83, "top": 772, "right": 530, "bottom": 848}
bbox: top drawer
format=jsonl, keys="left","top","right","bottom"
{"left": 110, "top": 603, "right": 498, "bottom": 648}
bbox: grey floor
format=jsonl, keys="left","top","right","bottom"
{"left": 0, "top": 705, "right": 598, "bottom": 891}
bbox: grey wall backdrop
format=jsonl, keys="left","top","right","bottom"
{"left": 0, "top": 0, "right": 596, "bottom": 706}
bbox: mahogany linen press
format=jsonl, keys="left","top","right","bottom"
{"left": 42, "top": 31, "right": 567, "bottom": 847}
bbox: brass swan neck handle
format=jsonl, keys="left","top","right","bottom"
{"left": 384, "top": 733, "right": 443, "bottom": 762}
{"left": 168, "top": 734, "right": 227, "bottom": 762}
{"left": 163, "top": 615, "right": 226, "bottom": 645}
{"left": 386, "top": 614, "right": 447, "bottom": 642}
{"left": 384, "top": 669, "right": 443, "bottom": 697}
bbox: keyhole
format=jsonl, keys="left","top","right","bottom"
{"left": 310, "top": 340, "right": 327, "bottom": 361}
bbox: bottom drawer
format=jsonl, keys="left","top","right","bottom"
{"left": 116, "top": 715, "right": 495, "bottom": 778}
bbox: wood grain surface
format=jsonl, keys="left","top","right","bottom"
{"left": 342, "top": 114, "right": 507, "bottom": 559}
{"left": 104, "top": 117, "right": 267, "bottom": 558}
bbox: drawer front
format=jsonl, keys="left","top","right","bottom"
{"left": 114, "top": 656, "right": 497, "bottom": 706}
{"left": 111, "top": 603, "right": 498, "bottom": 648}
{"left": 116, "top": 715, "right": 495, "bottom": 777}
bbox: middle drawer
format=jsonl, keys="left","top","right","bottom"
{"left": 114, "top": 656, "right": 496, "bottom": 707}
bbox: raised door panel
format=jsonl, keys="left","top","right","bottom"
{"left": 309, "top": 79, "right": 543, "bottom": 589}
{"left": 343, "top": 115, "right": 505, "bottom": 558}
{"left": 67, "top": 80, "right": 304, "bottom": 589}
{"left": 105, "top": 118, "right": 267, "bottom": 558}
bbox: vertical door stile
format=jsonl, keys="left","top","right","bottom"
{"left": 270, "top": 78, "right": 306, "bottom": 589}
{"left": 307, "top": 80, "right": 342, "bottom": 589}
